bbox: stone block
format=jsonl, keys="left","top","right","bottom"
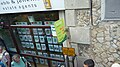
{"left": 64, "top": 0, "right": 90, "bottom": 9}
{"left": 69, "top": 27, "right": 90, "bottom": 44}
{"left": 65, "top": 10, "right": 77, "bottom": 26}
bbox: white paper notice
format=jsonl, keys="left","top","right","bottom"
{"left": 51, "top": 25, "right": 57, "bottom": 36}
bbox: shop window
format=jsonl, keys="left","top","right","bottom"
{"left": 7, "top": 11, "right": 64, "bottom": 67}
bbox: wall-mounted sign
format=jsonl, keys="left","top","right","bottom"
{"left": 62, "top": 47, "right": 75, "bottom": 56}
{"left": 54, "top": 19, "right": 67, "bottom": 43}
{"left": 62, "top": 47, "right": 68, "bottom": 55}
{"left": 0, "top": 0, "right": 65, "bottom": 14}
{"left": 43, "top": 0, "right": 51, "bottom": 9}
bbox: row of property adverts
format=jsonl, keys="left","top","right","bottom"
{"left": 21, "top": 42, "right": 62, "bottom": 52}
{"left": 25, "top": 56, "right": 64, "bottom": 66}
{"left": 22, "top": 50, "right": 64, "bottom": 60}
{"left": 15, "top": 21, "right": 55, "bottom": 25}
{"left": 17, "top": 28, "right": 52, "bottom": 35}
{"left": 19, "top": 35, "right": 58, "bottom": 44}
{"left": 23, "top": 51, "right": 64, "bottom": 65}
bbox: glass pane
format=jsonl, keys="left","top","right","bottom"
{"left": 0, "top": 11, "right": 65, "bottom": 67}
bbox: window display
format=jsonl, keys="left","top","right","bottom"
{"left": 40, "top": 58, "right": 45, "bottom": 64}
{"left": 36, "top": 43, "right": 41, "bottom": 50}
{"left": 38, "top": 52, "right": 43, "bottom": 56}
{"left": 38, "top": 28, "right": 44, "bottom": 35}
{"left": 8, "top": 11, "right": 64, "bottom": 66}
{"left": 45, "top": 28, "right": 51, "bottom": 35}
{"left": 41, "top": 44, "right": 46, "bottom": 50}
{"left": 34, "top": 36, "right": 39, "bottom": 42}
{"left": 30, "top": 43, "right": 34, "bottom": 49}
{"left": 39, "top": 36, "right": 45, "bottom": 43}
{"left": 49, "top": 44, "right": 54, "bottom": 51}
{"left": 47, "top": 36, "right": 52, "bottom": 43}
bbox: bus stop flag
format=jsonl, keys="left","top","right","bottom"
{"left": 54, "top": 19, "right": 67, "bottom": 43}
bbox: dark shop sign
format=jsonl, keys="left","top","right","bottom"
{"left": 0, "top": 0, "right": 65, "bottom": 14}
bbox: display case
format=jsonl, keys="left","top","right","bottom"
{"left": 9, "top": 11, "right": 65, "bottom": 67}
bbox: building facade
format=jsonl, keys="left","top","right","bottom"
{"left": 0, "top": 0, "right": 120, "bottom": 67}
{"left": 66, "top": 0, "right": 120, "bottom": 67}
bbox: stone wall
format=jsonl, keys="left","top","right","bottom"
{"left": 68, "top": 0, "right": 120, "bottom": 67}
